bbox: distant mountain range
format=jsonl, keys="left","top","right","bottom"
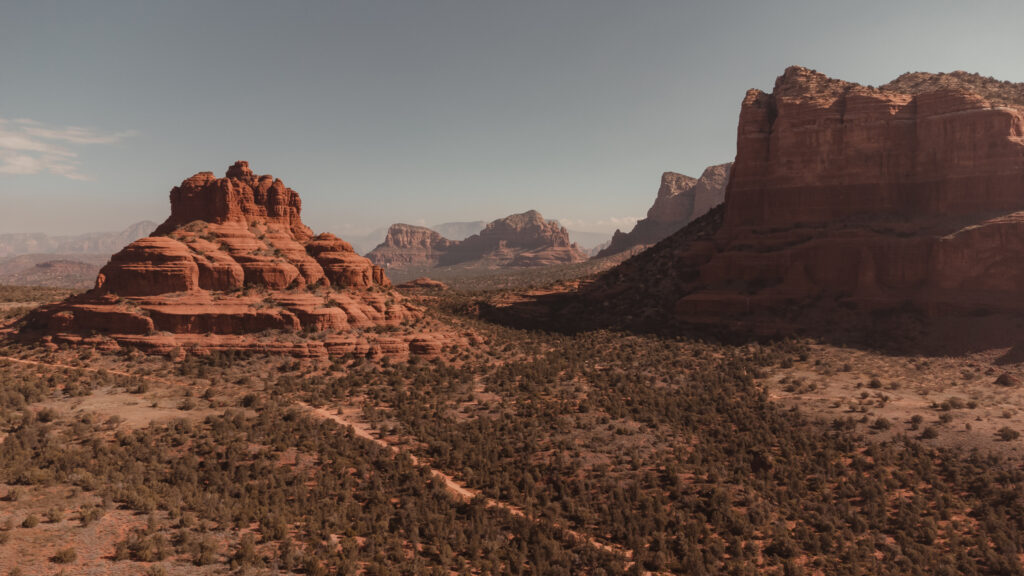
{"left": 431, "top": 221, "right": 487, "bottom": 242}
{"left": 0, "top": 221, "right": 158, "bottom": 258}
{"left": 0, "top": 254, "right": 109, "bottom": 289}
{"left": 0, "top": 221, "right": 157, "bottom": 289}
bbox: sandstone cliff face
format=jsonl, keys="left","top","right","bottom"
{"left": 22, "top": 162, "right": 454, "bottom": 358}
{"left": 365, "top": 224, "right": 454, "bottom": 268}
{"left": 598, "top": 163, "right": 731, "bottom": 258}
{"left": 693, "top": 66, "right": 1024, "bottom": 317}
{"left": 561, "top": 66, "right": 1024, "bottom": 333}
{"left": 367, "top": 210, "right": 587, "bottom": 269}
{"left": 724, "top": 68, "right": 1024, "bottom": 229}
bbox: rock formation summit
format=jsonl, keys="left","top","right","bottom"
{"left": 534, "top": 67, "right": 1024, "bottom": 336}
{"left": 598, "top": 163, "right": 731, "bottom": 258}
{"left": 21, "top": 162, "right": 447, "bottom": 358}
{"left": 367, "top": 210, "right": 587, "bottom": 269}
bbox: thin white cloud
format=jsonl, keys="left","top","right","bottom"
{"left": 554, "top": 216, "right": 640, "bottom": 232}
{"left": 23, "top": 125, "right": 138, "bottom": 145}
{"left": 596, "top": 216, "right": 639, "bottom": 228}
{"left": 0, "top": 118, "right": 135, "bottom": 180}
{"left": 555, "top": 217, "right": 584, "bottom": 228}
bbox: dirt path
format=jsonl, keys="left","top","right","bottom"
{"left": 302, "top": 403, "right": 487, "bottom": 504}
{"left": 298, "top": 401, "right": 632, "bottom": 560}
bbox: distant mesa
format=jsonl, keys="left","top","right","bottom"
{"left": 597, "top": 163, "right": 731, "bottom": 258}
{"left": 365, "top": 224, "right": 455, "bottom": 269}
{"left": 397, "top": 277, "right": 449, "bottom": 291}
{"left": 20, "top": 161, "right": 454, "bottom": 358}
{"left": 367, "top": 210, "right": 587, "bottom": 269}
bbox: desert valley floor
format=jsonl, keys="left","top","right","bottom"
{"left": 3, "top": 276, "right": 1024, "bottom": 575}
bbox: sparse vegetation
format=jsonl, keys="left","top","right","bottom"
{"left": 3, "top": 283, "right": 1024, "bottom": 574}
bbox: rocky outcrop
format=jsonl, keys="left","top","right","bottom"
{"left": 20, "top": 162, "right": 457, "bottom": 359}
{"left": 367, "top": 210, "right": 587, "bottom": 269}
{"left": 514, "top": 67, "right": 1024, "bottom": 339}
{"left": 366, "top": 224, "right": 454, "bottom": 268}
{"left": 598, "top": 164, "right": 731, "bottom": 258}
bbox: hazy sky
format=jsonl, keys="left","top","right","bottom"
{"left": 3, "top": 1, "right": 1024, "bottom": 236}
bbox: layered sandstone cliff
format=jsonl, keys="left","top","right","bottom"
{"left": 686, "top": 66, "right": 1024, "bottom": 318}
{"left": 506, "top": 67, "right": 1024, "bottom": 337}
{"left": 598, "top": 163, "right": 731, "bottom": 258}
{"left": 21, "top": 162, "right": 454, "bottom": 358}
{"left": 367, "top": 210, "right": 587, "bottom": 269}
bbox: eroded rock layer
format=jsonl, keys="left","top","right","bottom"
{"left": 598, "top": 163, "right": 731, "bottom": 258}
{"left": 22, "top": 162, "right": 452, "bottom": 358}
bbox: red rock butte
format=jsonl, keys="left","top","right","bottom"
{"left": 565, "top": 67, "right": 1024, "bottom": 334}
{"left": 679, "top": 66, "right": 1024, "bottom": 321}
{"left": 21, "top": 161, "right": 451, "bottom": 358}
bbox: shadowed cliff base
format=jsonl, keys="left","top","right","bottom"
{"left": 481, "top": 207, "right": 1024, "bottom": 362}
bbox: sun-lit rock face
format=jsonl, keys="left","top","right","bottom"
{"left": 97, "top": 162, "right": 389, "bottom": 296}
{"left": 21, "top": 162, "right": 452, "bottom": 358}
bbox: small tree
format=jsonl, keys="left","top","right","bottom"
{"left": 997, "top": 427, "right": 1021, "bottom": 441}
{"left": 51, "top": 547, "right": 77, "bottom": 563}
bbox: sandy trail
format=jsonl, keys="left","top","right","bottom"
{"left": 299, "top": 401, "right": 631, "bottom": 559}
{"left": 302, "top": 402, "right": 487, "bottom": 504}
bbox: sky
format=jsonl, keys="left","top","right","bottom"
{"left": 3, "top": 0, "right": 1024, "bottom": 237}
